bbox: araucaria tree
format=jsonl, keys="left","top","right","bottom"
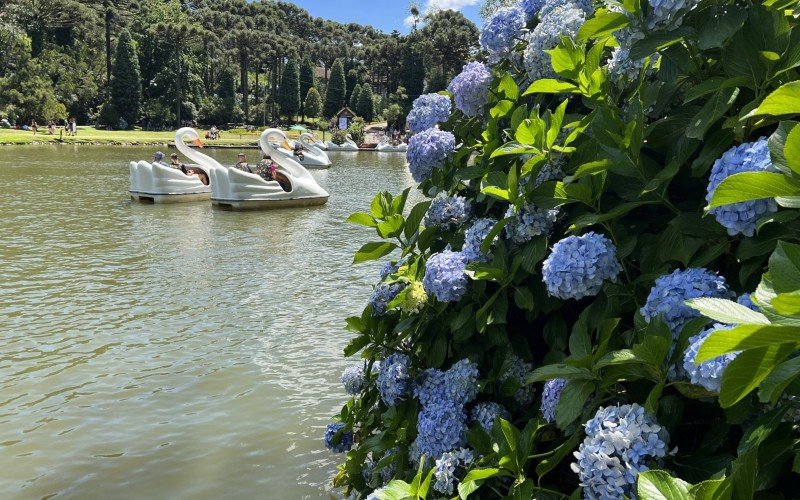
{"left": 110, "top": 28, "right": 141, "bottom": 128}
{"left": 356, "top": 83, "right": 374, "bottom": 123}
{"left": 325, "top": 1, "right": 800, "bottom": 499}
{"left": 323, "top": 58, "right": 346, "bottom": 118}
{"left": 349, "top": 83, "right": 362, "bottom": 111}
{"left": 303, "top": 87, "right": 322, "bottom": 120}
{"left": 278, "top": 58, "right": 300, "bottom": 121}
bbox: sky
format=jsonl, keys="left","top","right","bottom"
{"left": 284, "top": 0, "right": 484, "bottom": 33}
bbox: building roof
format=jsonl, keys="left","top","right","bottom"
{"left": 336, "top": 107, "right": 356, "bottom": 118}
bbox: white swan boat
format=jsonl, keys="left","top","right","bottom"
{"left": 129, "top": 128, "right": 213, "bottom": 203}
{"left": 209, "top": 128, "right": 329, "bottom": 210}
{"left": 376, "top": 136, "right": 407, "bottom": 153}
{"left": 270, "top": 131, "right": 331, "bottom": 168}
{"left": 325, "top": 133, "right": 359, "bottom": 151}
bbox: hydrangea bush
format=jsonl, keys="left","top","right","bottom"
{"left": 331, "top": 1, "right": 800, "bottom": 498}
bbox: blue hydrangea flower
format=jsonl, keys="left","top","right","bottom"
{"left": 738, "top": 293, "right": 758, "bottom": 311}
{"left": 424, "top": 194, "right": 471, "bottom": 230}
{"left": 423, "top": 249, "right": 469, "bottom": 302}
{"left": 377, "top": 353, "right": 412, "bottom": 406}
{"left": 541, "top": 378, "right": 567, "bottom": 424}
{"left": 606, "top": 27, "right": 648, "bottom": 82}
{"left": 463, "top": 218, "right": 498, "bottom": 263}
{"left": 542, "top": 232, "right": 622, "bottom": 300}
{"left": 324, "top": 422, "right": 353, "bottom": 453}
{"left": 433, "top": 448, "right": 474, "bottom": 495}
{"left": 369, "top": 282, "right": 406, "bottom": 316}
{"left": 480, "top": 6, "right": 527, "bottom": 63}
{"left": 647, "top": 0, "right": 701, "bottom": 30}
{"left": 505, "top": 203, "right": 558, "bottom": 243}
{"left": 539, "top": 0, "right": 594, "bottom": 18}
{"left": 364, "top": 448, "right": 398, "bottom": 486}
{"left": 520, "top": 0, "right": 547, "bottom": 18}
{"left": 641, "top": 268, "right": 732, "bottom": 339}
{"left": 706, "top": 138, "right": 778, "bottom": 237}
{"left": 572, "top": 404, "right": 669, "bottom": 500}
{"left": 415, "top": 368, "right": 448, "bottom": 408}
{"left": 523, "top": 5, "right": 586, "bottom": 82}
{"left": 379, "top": 257, "right": 407, "bottom": 280}
{"left": 413, "top": 401, "right": 468, "bottom": 461}
{"left": 448, "top": 62, "right": 492, "bottom": 117}
{"left": 471, "top": 402, "right": 510, "bottom": 432}
{"left": 415, "top": 359, "right": 479, "bottom": 408}
{"left": 501, "top": 355, "right": 536, "bottom": 406}
{"left": 341, "top": 365, "right": 365, "bottom": 395}
{"left": 406, "top": 128, "right": 456, "bottom": 183}
{"left": 406, "top": 93, "right": 452, "bottom": 134}
{"left": 683, "top": 324, "right": 739, "bottom": 393}
{"left": 535, "top": 157, "right": 566, "bottom": 185}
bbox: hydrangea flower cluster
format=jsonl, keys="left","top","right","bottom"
{"left": 523, "top": 4, "right": 586, "bottom": 82}
{"left": 369, "top": 282, "right": 406, "bottom": 315}
{"left": 480, "top": 6, "right": 526, "bottom": 63}
{"left": 605, "top": 27, "right": 647, "bottom": 82}
{"left": 504, "top": 203, "right": 558, "bottom": 243}
{"left": 646, "top": 0, "right": 701, "bottom": 30}
{"left": 324, "top": 422, "right": 353, "bottom": 453}
{"left": 542, "top": 232, "right": 622, "bottom": 300}
{"left": 379, "top": 257, "right": 406, "bottom": 280}
{"left": 406, "top": 93, "right": 452, "bottom": 134}
{"left": 640, "top": 268, "right": 732, "bottom": 338}
{"left": 448, "top": 62, "right": 493, "bottom": 117}
{"left": 572, "top": 404, "right": 669, "bottom": 499}
{"left": 471, "top": 402, "right": 510, "bottom": 432}
{"left": 377, "top": 353, "right": 412, "bottom": 406}
{"left": 401, "top": 281, "right": 428, "bottom": 313}
{"left": 423, "top": 249, "right": 469, "bottom": 302}
{"left": 683, "top": 324, "right": 739, "bottom": 393}
{"left": 462, "top": 218, "right": 497, "bottom": 263}
{"left": 706, "top": 138, "right": 778, "bottom": 237}
{"left": 363, "top": 448, "right": 397, "bottom": 486}
{"left": 415, "top": 359, "right": 479, "bottom": 408}
{"left": 738, "top": 293, "right": 757, "bottom": 311}
{"left": 424, "top": 194, "right": 470, "bottom": 230}
{"left": 541, "top": 378, "right": 567, "bottom": 424}
{"left": 540, "top": 0, "right": 594, "bottom": 18}
{"left": 433, "top": 448, "right": 475, "bottom": 495}
{"left": 535, "top": 157, "right": 566, "bottom": 185}
{"left": 406, "top": 128, "right": 456, "bottom": 183}
{"left": 501, "top": 354, "right": 536, "bottom": 406}
{"left": 520, "top": 0, "right": 546, "bottom": 18}
{"left": 341, "top": 365, "right": 365, "bottom": 395}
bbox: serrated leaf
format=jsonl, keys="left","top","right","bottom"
{"left": 347, "top": 211, "right": 377, "bottom": 227}
{"left": 746, "top": 81, "right": 800, "bottom": 118}
{"left": 718, "top": 343, "right": 795, "bottom": 407}
{"left": 636, "top": 470, "right": 691, "bottom": 500}
{"left": 523, "top": 79, "right": 579, "bottom": 95}
{"left": 709, "top": 172, "right": 800, "bottom": 207}
{"left": 577, "top": 11, "right": 630, "bottom": 41}
{"left": 687, "top": 297, "right": 770, "bottom": 325}
{"left": 353, "top": 241, "right": 398, "bottom": 264}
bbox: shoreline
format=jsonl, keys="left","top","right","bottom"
{"left": 0, "top": 140, "right": 261, "bottom": 147}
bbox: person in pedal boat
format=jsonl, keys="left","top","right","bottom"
{"left": 234, "top": 153, "right": 252, "bottom": 173}
{"left": 153, "top": 151, "right": 169, "bottom": 167}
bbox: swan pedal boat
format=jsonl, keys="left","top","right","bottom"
{"left": 210, "top": 128, "right": 329, "bottom": 210}
{"left": 271, "top": 132, "right": 331, "bottom": 169}
{"left": 325, "top": 133, "right": 359, "bottom": 151}
{"left": 375, "top": 136, "right": 408, "bottom": 153}
{"left": 129, "top": 128, "right": 212, "bottom": 203}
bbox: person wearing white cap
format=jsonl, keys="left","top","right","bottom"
{"left": 153, "top": 151, "right": 168, "bottom": 167}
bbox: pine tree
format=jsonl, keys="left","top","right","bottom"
{"left": 349, "top": 83, "right": 362, "bottom": 110}
{"left": 399, "top": 44, "right": 425, "bottom": 106}
{"left": 217, "top": 68, "right": 237, "bottom": 124}
{"left": 345, "top": 68, "right": 358, "bottom": 104}
{"left": 425, "top": 66, "right": 448, "bottom": 93}
{"left": 110, "top": 29, "right": 141, "bottom": 128}
{"left": 278, "top": 58, "right": 300, "bottom": 121}
{"left": 323, "top": 58, "right": 346, "bottom": 118}
{"left": 299, "top": 55, "right": 315, "bottom": 115}
{"left": 356, "top": 83, "right": 374, "bottom": 123}
{"left": 304, "top": 87, "right": 322, "bottom": 119}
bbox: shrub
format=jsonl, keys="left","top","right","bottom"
{"left": 328, "top": 1, "right": 800, "bottom": 499}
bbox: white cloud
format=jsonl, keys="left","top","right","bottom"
{"left": 405, "top": 0, "right": 480, "bottom": 29}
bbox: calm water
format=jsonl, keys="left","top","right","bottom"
{"left": 0, "top": 146, "right": 415, "bottom": 499}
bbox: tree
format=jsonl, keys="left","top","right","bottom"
{"left": 323, "top": 58, "right": 346, "bottom": 118}
{"left": 299, "top": 55, "right": 316, "bottom": 107}
{"left": 349, "top": 83, "right": 362, "bottom": 110}
{"left": 425, "top": 66, "right": 447, "bottom": 94}
{"left": 419, "top": 9, "right": 479, "bottom": 81}
{"left": 356, "top": 83, "right": 374, "bottom": 123}
{"left": 399, "top": 42, "right": 425, "bottom": 106}
{"left": 278, "top": 58, "right": 301, "bottom": 121}
{"left": 110, "top": 29, "right": 141, "bottom": 128}
{"left": 345, "top": 68, "right": 359, "bottom": 103}
{"left": 217, "top": 68, "right": 237, "bottom": 124}
{"left": 304, "top": 87, "right": 322, "bottom": 119}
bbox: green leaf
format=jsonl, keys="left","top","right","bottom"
{"left": 686, "top": 87, "right": 739, "bottom": 139}
{"left": 536, "top": 432, "right": 582, "bottom": 478}
{"left": 746, "top": 81, "right": 800, "bottom": 118}
{"left": 498, "top": 74, "right": 520, "bottom": 101}
{"left": 718, "top": 343, "right": 795, "bottom": 407}
{"left": 482, "top": 185, "right": 511, "bottom": 202}
{"left": 696, "top": 324, "right": 799, "bottom": 361}
{"left": 554, "top": 379, "right": 595, "bottom": 428}
{"left": 404, "top": 201, "right": 431, "bottom": 239}
{"left": 514, "top": 287, "right": 534, "bottom": 311}
{"left": 684, "top": 77, "right": 751, "bottom": 103}
{"left": 784, "top": 121, "right": 800, "bottom": 172}
{"left": 768, "top": 121, "right": 799, "bottom": 173}
{"left": 688, "top": 478, "right": 726, "bottom": 500}
{"left": 570, "top": 201, "right": 659, "bottom": 231}
{"left": 697, "top": 3, "right": 748, "bottom": 50}
{"left": 353, "top": 241, "right": 398, "bottom": 264}
{"left": 523, "top": 79, "right": 579, "bottom": 95}
{"left": 343, "top": 334, "right": 370, "bottom": 357}
{"left": 771, "top": 291, "right": 800, "bottom": 315}
{"left": 636, "top": 470, "right": 691, "bottom": 500}
{"left": 737, "top": 405, "right": 786, "bottom": 454}
{"left": 377, "top": 214, "right": 405, "bottom": 238}
{"left": 577, "top": 11, "right": 630, "bottom": 41}
{"left": 594, "top": 349, "right": 642, "bottom": 369}
{"left": 528, "top": 364, "right": 595, "bottom": 383}
{"left": 490, "top": 142, "right": 540, "bottom": 158}
{"left": 629, "top": 26, "right": 694, "bottom": 60}
{"left": 758, "top": 354, "right": 800, "bottom": 404}
{"left": 708, "top": 172, "right": 800, "bottom": 208}
{"left": 347, "top": 211, "right": 377, "bottom": 227}
{"left": 490, "top": 99, "right": 514, "bottom": 118}
{"left": 686, "top": 297, "right": 769, "bottom": 325}
{"left": 770, "top": 241, "right": 800, "bottom": 293}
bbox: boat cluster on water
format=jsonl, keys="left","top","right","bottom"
{"left": 128, "top": 128, "right": 406, "bottom": 210}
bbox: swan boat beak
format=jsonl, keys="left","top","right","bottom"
{"left": 194, "top": 138, "right": 204, "bottom": 148}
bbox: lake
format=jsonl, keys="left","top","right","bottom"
{"left": 0, "top": 146, "right": 414, "bottom": 499}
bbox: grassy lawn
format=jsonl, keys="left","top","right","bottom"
{"left": 0, "top": 127, "right": 321, "bottom": 146}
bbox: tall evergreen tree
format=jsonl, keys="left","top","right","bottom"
{"left": 323, "top": 58, "right": 346, "bottom": 118}
{"left": 399, "top": 43, "right": 425, "bottom": 106}
{"left": 425, "top": 66, "right": 447, "bottom": 94}
{"left": 345, "top": 68, "right": 359, "bottom": 104}
{"left": 278, "top": 58, "right": 300, "bottom": 121}
{"left": 304, "top": 87, "right": 322, "bottom": 119}
{"left": 110, "top": 28, "right": 141, "bottom": 128}
{"left": 217, "top": 68, "right": 237, "bottom": 124}
{"left": 349, "top": 83, "right": 362, "bottom": 110}
{"left": 356, "top": 83, "right": 374, "bottom": 123}
{"left": 299, "top": 55, "right": 316, "bottom": 103}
